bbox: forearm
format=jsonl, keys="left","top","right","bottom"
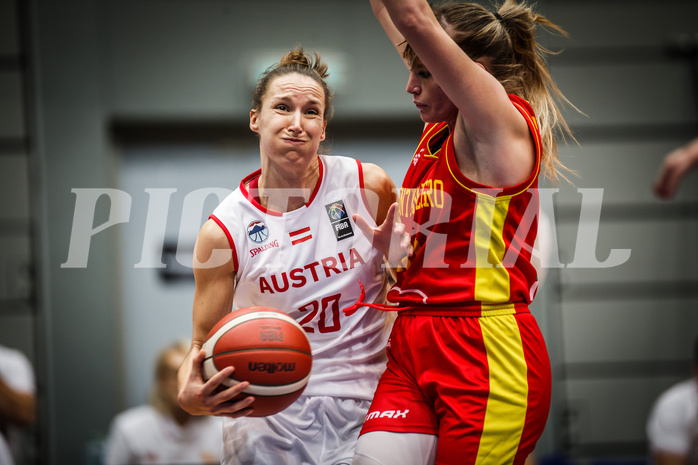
{"left": 380, "top": 0, "right": 432, "bottom": 34}
{"left": 369, "top": 0, "right": 384, "bottom": 17}
{"left": 369, "top": 0, "right": 408, "bottom": 57}
{"left": 682, "top": 137, "right": 698, "bottom": 166}
{"left": 177, "top": 344, "right": 199, "bottom": 394}
{"left": 652, "top": 451, "right": 687, "bottom": 465}
{"left": 0, "top": 378, "right": 35, "bottom": 426}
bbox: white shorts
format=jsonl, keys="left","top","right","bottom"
{"left": 222, "top": 395, "right": 371, "bottom": 465}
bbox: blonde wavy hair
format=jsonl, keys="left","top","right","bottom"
{"left": 404, "top": 0, "right": 579, "bottom": 183}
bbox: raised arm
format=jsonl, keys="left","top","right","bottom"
{"left": 370, "top": 0, "right": 408, "bottom": 64}
{"left": 177, "top": 219, "right": 255, "bottom": 417}
{"left": 380, "top": 0, "right": 535, "bottom": 186}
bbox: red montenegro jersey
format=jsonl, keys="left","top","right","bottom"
{"left": 388, "top": 95, "right": 542, "bottom": 314}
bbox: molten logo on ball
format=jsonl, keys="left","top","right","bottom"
{"left": 202, "top": 306, "right": 313, "bottom": 417}
{"left": 249, "top": 362, "right": 297, "bottom": 374}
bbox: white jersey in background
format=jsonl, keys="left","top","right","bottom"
{"left": 103, "top": 405, "right": 223, "bottom": 465}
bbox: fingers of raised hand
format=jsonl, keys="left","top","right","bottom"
{"left": 383, "top": 202, "right": 398, "bottom": 227}
{"left": 352, "top": 213, "right": 375, "bottom": 240}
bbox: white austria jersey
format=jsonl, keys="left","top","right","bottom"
{"left": 210, "top": 154, "right": 390, "bottom": 400}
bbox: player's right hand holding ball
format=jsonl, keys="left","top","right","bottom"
{"left": 177, "top": 345, "right": 255, "bottom": 418}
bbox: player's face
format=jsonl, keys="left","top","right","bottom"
{"left": 406, "top": 64, "right": 458, "bottom": 126}
{"left": 250, "top": 73, "right": 327, "bottom": 171}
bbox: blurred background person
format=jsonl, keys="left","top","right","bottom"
{"left": 654, "top": 137, "right": 698, "bottom": 200}
{"left": 0, "top": 344, "right": 36, "bottom": 465}
{"left": 104, "top": 339, "right": 222, "bottom": 465}
{"left": 646, "top": 336, "right": 698, "bottom": 465}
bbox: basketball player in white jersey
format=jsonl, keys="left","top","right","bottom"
{"left": 177, "top": 47, "right": 399, "bottom": 465}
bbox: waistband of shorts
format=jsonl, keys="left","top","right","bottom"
{"left": 396, "top": 302, "right": 530, "bottom": 318}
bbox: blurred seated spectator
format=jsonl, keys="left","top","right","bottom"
{"left": 104, "top": 340, "right": 223, "bottom": 465}
{"left": 0, "top": 344, "right": 36, "bottom": 465}
{"left": 647, "top": 337, "right": 698, "bottom": 465}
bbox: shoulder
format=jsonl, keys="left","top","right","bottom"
{"left": 648, "top": 379, "right": 697, "bottom": 428}
{"left": 112, "top": 405, "right": 158, "bottom": 431}
{"left": 198, "top": 218, "right": 231, "bottom": 248}
{"left": 0, "top": 345, "right": 34, "bottom": 392}
{"left": 322, "top": 154, "right": 396, "bottom": 202}
{"left": 0, "top": 345, "right": 31, "bottom": 368}
{"left": 194, "top": 219, "right": 236, "bottom": 275}
{"left": 656, "top": 379, "right": 697, "bottom": 408}
{"left": 359, "top": 162, "right": 397, "bottom": 225}
{"left": 647, "top": 379, "right": 698, "bottom": 453}
{"left": 509, "top": 94, "right": 535, "bottom": 116}
{"left": 361, "top": 162, "right": 395, "bottom": 196}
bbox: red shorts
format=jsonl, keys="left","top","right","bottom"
{"left": 360, "top": 306, "right": 551, "bottom": 465}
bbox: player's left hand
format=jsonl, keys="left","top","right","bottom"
{"left": 353, "top": 202, "right": 412, "bottom": 267}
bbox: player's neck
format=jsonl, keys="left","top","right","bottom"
{"left": 257, "top": 167, "right": 320, "bottom": 213}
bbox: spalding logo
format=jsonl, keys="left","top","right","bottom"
{"left": 248, "top": 362, "right": 296, "bottom": 374}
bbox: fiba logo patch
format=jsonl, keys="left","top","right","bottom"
{"left": 325, "top": 200, "right": 354, "bottom": 241}
{"left": 247, "top": 220, "right": 269, "bottom": 243}
{"left": 326, "top": 202, "right": 347, "bottom": 221}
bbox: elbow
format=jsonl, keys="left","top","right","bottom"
{"left": 392, "top": 9, "right": 425, "bottom": 36}
{"left": 382, "top": 0, "right": 430, "bottom": 33}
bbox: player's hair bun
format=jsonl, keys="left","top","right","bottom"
{"left": 279, "top": 48, "right": 330, "bottom": 80}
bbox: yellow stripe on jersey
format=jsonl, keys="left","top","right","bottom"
{"left": 473, "top": 194, "right": 511, "bottom": 302}
{"left": 476, "top": 312, "right": 528, "bottom": 465}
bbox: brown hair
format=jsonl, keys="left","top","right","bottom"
{"left": 252, "top": 47, "right": 334, "bottom": 122}
{"left": 150, "top": 339, "right": 189, "bottom": 414}
{"left": 404, "top": 0, "right": 578, "bottom": 183}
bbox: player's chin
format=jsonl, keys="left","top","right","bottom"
{"left": 418, "top": 109, "right": 438, "bottom": 124}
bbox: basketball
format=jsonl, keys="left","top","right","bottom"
{"left": 201, "top": 306, "right": 312, "bottom": 417}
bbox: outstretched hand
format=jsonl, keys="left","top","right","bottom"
{"left": 353, "top": 202, "right": 412, "bottom": 267}
{"left": 654, "top": 138, "right": 698, "bottom": 199}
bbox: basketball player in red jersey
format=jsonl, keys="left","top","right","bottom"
{"left": 351, "top": 1, "right": 578, "bottom": 464}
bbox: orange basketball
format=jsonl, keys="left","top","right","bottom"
{"left": 201, "top": 306, "right": 312, "bottom": 417}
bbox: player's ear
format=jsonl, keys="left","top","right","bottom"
{"left": 249, "top": 109, "right": 259, "bottom": 134}
{"left": 474, "top": 60, "right": 491, "bottom": 73}
{"left": 320, "top": 120, "right": 327, "bottom": 141}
